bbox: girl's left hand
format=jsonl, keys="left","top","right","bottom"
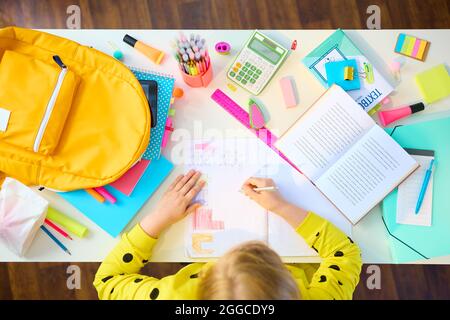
{"left": 140, "top": 170, "right": 205, "bottom": 238}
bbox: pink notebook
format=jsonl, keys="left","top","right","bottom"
{"left": 110, "top": 160, "right": 150, "bottom": 196}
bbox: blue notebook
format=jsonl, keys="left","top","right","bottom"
{"left": 59, "top": 156, "right": 174, "bottom": 237}
{"left": 382, "top": 117, "right": 450, "bottom": 263}
{"left": 131, "top": 67, "right": 175, "bottom": 160}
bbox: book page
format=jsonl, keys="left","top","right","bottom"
{"left": 257, "top": 161, "right": 352, "bottom": 257}
{"left": 316, "top": 125, "right": 418, "bottom": 224}
{"left": 276, "top": 86, "right": 374, "bottom": 181}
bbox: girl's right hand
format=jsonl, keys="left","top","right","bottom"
{"left": 241, "top": 177, "right": 287, "bottom": 213}
{"left": 241, "top": 177, "right": 309, "bottom": 228}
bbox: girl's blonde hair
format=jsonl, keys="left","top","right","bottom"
{"left": 198, "top": 241, "right": 300, "bottom": 300}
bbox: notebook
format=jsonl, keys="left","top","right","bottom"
{"left": 303, "top": 29, "right": 394, "bottom": 113}
{"left": 275, "top": 85, "right": 418, "bottom": 224}
{"left": 184, "top": 138, "right": 352, "bottom": 258}
{"left": 109, "top": 159, "right": 150, "bottom": 196}
{"left": 131, "top": 67, "right": 175, "bottom": 160}
{"left": 59, "top": 156, "right": 173, "bottom": 237}
{"left": 414, "top": 64, "right": 450, "bottom": 104}
{"left": 382, "top": 117, "right": 450, "bottom": 263}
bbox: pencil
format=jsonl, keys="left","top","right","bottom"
{"left": 40, "top": 225, "right": 71, "bottom": 255}
{"left": 44, "top": 218, "right": 73, "bottom": 240}
{"left": 253, "top": 186, "right": 278, "bottom": 192}
{"left": 85, "top": 188, "right": 105, "bottom": 203}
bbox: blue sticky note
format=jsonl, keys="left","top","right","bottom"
{"left": 325, "top": 59, "right": 361, "bottom": 91}
{"left": 395, "top": 33, "right": 406, "bottom": 53}
{"left": 59, "top": 156, "right": 174, "bottom": 237}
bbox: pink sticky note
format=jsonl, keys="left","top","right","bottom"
{"left": 109, "top": 159, "right": 150, "bottom": 196}
{"left": 279, "top": 76, "right": 298, "bottom": 108}
{"left": 162, "top": 118, "right": 173, "bottom": 148}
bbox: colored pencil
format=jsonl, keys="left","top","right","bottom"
{"left": 44, "top": 218, "right": 73, "bottom": 240}
{"left": 94, "top": 186, "right": 117, "bottom": 204}
{"left": 40, "top": 225, "right": 71, "bottom": 255}
{"left": 85, "top": 188, "right": 105, "bottom": 203}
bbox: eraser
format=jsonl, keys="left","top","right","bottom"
{"left": 279, "top": 76, "right": 298, "bottom": 108}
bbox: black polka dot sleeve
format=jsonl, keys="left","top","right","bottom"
{"left": 295, "top": 212, "right": 362, "bottom": 300}
{"left": 93, "top": 224, "right": 160, "bottom": 300}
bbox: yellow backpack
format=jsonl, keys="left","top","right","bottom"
{"left": 0, "top": 27, "right": 150, "bottom": 191}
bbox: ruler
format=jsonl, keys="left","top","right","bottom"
{"left": 210, "top": 89, "right": 300, "bottom": 172}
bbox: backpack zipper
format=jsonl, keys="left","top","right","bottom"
{"left": 33, "top": 55, "right": 68, "bottom": 152}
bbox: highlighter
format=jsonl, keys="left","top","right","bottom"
{"left": 378, "top": 102, "right": 425, "bottom": 127}
{"left": 123, "top": 34, "right": 165, "bottom": 65}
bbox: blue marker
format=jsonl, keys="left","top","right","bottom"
{"left": 415, "top": 159, "right": 435, "bottom": 214}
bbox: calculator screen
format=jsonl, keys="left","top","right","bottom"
{"left": 249, "top": 38, "right": 282, "bottom": 65}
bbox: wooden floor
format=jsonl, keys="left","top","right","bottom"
{"left": 0, "top": 0, "right": 449, "bottom": 300}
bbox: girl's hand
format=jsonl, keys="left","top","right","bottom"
{"left": 241, "top": 177, "right": 287, "bottom": 213}
{"left": 241, "top": 177, "right": 308, "bottom": 228}
{"left": 140, "top": 170, "right": 205, "bottom": 238}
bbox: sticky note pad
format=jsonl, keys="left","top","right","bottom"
{"left": 325, "top": 59, "right": 361, "bottom": 91}
{"left": 415, "top": 64, "right": 450, "bottom": 104}
{"left": 395, "top": 33, "right": 430, "bottom": 61}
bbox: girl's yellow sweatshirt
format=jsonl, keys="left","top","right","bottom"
{"left": 94, "top": 212, "right": 362, "bottom": 300}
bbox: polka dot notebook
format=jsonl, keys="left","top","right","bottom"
{"left": 130, "top": 67, "right": 175, "bottom": 160}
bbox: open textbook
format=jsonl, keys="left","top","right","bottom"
{"left": 183, "top": 138, "right": 352, "bottom": 258}
{"left": 275, "top": 85, "right": 418, "bottom": 224}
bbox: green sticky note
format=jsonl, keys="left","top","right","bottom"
{"left": 415, "top": 64, "right": 450, "bottom": 104}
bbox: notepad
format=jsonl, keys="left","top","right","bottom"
{"left": 130, "top": 67, "right": 175, "bottom": 160}
{"left": 275, "top": 85, "right": 418, "bottom": 224}
{"left": 59, "top": 156, "right": 173, "bottom": 237}
{"left": 184, "top": 138, "right": 352, "bottom": 258}
{"left": 396, "top": 149, "right": 434, "bottom": 227}
{"left": 415, "top": 64, "right": 450, "bottom": 104}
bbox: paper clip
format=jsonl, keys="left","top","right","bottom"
{"left": 344, "top": 66, "right": 354, "bottom": 81}
{"left": 364, "top": 62, "right": 374, "bottom": 84}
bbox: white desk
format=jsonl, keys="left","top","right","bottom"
{"left": 1, "top": 29, "right": 449, "bottom": 264}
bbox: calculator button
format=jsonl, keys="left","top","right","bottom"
{"left": 242, "top": 67, "right": 248, "bottom": 72}
{"left": 250, "top": 78, "right": 256, "bottom": 84}
{"left": 235, "top": 62, "right": 242, "bottom": 68}
{"left": 248, "top": 70, "right": 254, "bottom": 76}
{"left": 253, "top": 74, "right": 259, "bottom": 79}
{"left": 256, "top": 69, "right": 262, "bottom": 74}
{"left": 245, "top": 62, "right": 251, "bottom": 67}
{"left": 250, "top": 66, "right": 257, "bottom": 71}
{"left": 241, "top": 79, "right": 248, "bottom": 85}
{"left": 239, "top": 70, "right": 245, "bottom": 76}
{"left": 244, "top": 74, "right": 250, "bottom": 80}
{"left": 229, "top": 71, "right": 236, "bottom": 77}
{"left": 236, "top": 75, "right": 242, "bottom": 81}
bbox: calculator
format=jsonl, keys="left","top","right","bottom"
{"left": 227, "top": 30, "right": 289, "bottom": 95}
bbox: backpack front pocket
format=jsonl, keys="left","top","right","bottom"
{"left": 0, "top": 50, "right": 80, "bottom": 155}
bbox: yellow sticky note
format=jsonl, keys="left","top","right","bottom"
{"left": 415, "top": 64, "right": 450, "bottom": 104}
{"left": 416, "top": 40, "right": 428, "bottom": 60}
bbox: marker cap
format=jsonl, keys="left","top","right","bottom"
{"left": 410, "top": 102, "right": 425, "bottom": 114}
{"left": 123, "top": 34, "right": 138, "bottom": 47}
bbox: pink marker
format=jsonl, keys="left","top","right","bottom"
{"left": 378, "top": 102, "right": 425, "bottom": 126}
{"left": 94, "top": 187, "right": 117, "bottom": 204}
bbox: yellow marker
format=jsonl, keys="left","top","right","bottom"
{"left": 344, "top": 66, "right": 354, "bottom": 81}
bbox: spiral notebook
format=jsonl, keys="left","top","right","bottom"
{"left": 130, "top": 67, "right": 175, "bottom": 160}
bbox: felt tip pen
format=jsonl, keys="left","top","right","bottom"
{"left": 123, "top": 34, "right": 165, "bottom": 65}
{"left": 94, "top": 187, "right": 117, "bottom": 204}
{"left": 378, "top": 102, "right": 425, "bottom": 127}
{"left": 415, "top": 159, "right": 435, "bottom": 214}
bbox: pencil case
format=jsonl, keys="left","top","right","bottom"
{"left": 0, "top": 50, "right": 80, "bottom": 155}
{"left": 181, "top": 64, "right": 213, "bottom": 88}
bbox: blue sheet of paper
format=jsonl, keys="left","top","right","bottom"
{"left": 59, "top": 156, "right": 173, "bottom": 237}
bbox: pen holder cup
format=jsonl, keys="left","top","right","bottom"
{"left": 181, "top": 64, "right": 213, "bottom": 88}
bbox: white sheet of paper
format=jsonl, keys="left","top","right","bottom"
{"left": 396, "top": 154, "right": 433, "bottom": 227}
